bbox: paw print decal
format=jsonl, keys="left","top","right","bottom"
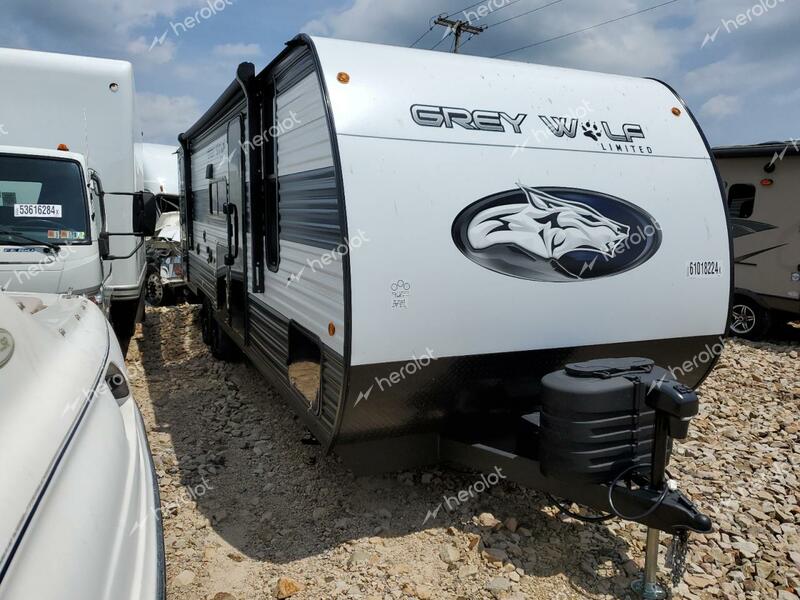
{"left": 582, "top": 121, "right": 602, "bottom": 141}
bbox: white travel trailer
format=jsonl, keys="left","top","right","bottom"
{"left": 138, "top": 143, "right": 184, "bottom": 305}
{"left": 138, "top": 143, "right": 180, "bottom": 197}
{"left": 179, "top": 36, "right": 731, "bottom": 591}
{"left": 0, "top": 292, "right": 164, "bottom": 599}
{"left": 0, "top": 48, "right": 154, "bottom": 348}
{"left": 713, "top": 142, "right": 800, "bottom": 339}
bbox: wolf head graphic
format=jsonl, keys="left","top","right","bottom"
{"left": 466, "top": 185, "right": 630, "bottom": 262}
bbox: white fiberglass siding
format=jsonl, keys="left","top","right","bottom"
{"left": 258, "top": 56, "right": 345, "bottom": 355}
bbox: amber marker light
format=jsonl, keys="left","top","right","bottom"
{"left": 671, "top": 107, "right": 682, "bottom": 117}
{"left": 328, "top": 322, "right": 336, "bottom": 336}
{"left": 57, "top": 144, "right": 70, "bottom": 151}
{"left": 337, "top": 72, "right": 350, "bottom": 84}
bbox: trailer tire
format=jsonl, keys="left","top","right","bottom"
{"left": 730, "top": 297, "right": 772, "bottom": 340}
{"left": 201, "top": 300, "right": 239, "bottom": 361}
{"left": 210, "top": 317, "right": 240, "bottom": 362}
{"left": 200, "top": 301, "right": 212, "bottom": 346}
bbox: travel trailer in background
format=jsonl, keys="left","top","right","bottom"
{"left": 179, "top": 35, "right": 731, "bottom": 592}
{"left": 713, "top": 142, "right": 800, "bottom": 339}
{"left": 138, "top": 143, "right": 179, "bottom": 198}
{"left": 0, "top": 48, "right": 155, "bottom": 350}
{"left": 0, "top": 292, "right": 164, "bottom": 600}
{"left": 137, "top": 143, "right": 185, "bottom": 305}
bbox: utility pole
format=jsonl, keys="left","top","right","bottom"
{"left": 434, "top": 15, "right": 486, "bottom": 53}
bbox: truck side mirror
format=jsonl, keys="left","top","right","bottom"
{"left": 132, "top": 191, "right": 157, "bottom": 237}
{"left": 98, "top": 231, "right": 111, "bottom": 259}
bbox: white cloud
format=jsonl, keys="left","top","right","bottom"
{"left": 212, "top": 43, "right": 261, "bottom": 58}
{"left": 127, "top": 35, "right": 177, "bottom": 65}
{"left": 683, "top": 56, "right": 798, "bottom": 97}
{"left": 700, "top": 94, "right": 742, "bottom": 119}
{"left": 302, "top": 0, "right": 691, "bottom": 78}
{"left": 137, "top": 92, "right": 202, "bottom": 144}
{"left": 771, "top": 87, "right": 800, "bottom": 106}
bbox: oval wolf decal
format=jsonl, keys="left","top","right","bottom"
{"left": 452, "top": 185, "right": 661, "bottom": 282}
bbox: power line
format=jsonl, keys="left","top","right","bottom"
{"left": 430, "top": 30, "right": 453, "bottom": 51}
{"left": 419, "top": 0, "right": 527, "bottom": 48}
{"left": 448, "top": 0, "right": 530, "bottom": 19}
{"left": 459, "top": 0, "right": 565, "bottom": 49}
{"left": 409, "top": 18, "right": 436, "bottom": 48}
{"left": 433, "top": 16, "right": 486, "bottom": 52}
{"left": 493, "top": 0, "right": 682, "bottom": 58}
{"left": 485, "top": 0, "right": 564, "bottom": 30}
{"left": 445, "top": 0, "right": 495, "bottom": 19}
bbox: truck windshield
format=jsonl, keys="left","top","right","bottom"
{"left": 0, "top": 155, "right": 89, "bottom": 245}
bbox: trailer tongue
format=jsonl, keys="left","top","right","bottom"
{"left": 440, "top": 357, "right": 710, "bottom": 596}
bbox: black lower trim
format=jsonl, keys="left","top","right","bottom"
{"left": 338, "top": 335, "right": 724, "bottom": 455}
{"left": 223, "top": 296, "right": 344, "bottom": 447}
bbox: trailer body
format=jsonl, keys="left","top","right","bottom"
{"left": 179, "top": 36, "right": 730, "bottom": 477}
{"left": 713, "top": 143, "right": 800, "bottom": 338}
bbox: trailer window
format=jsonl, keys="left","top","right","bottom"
{"left": 0, "top": 155, "right": 89, "bottom": 245}
{"left": 728, "top": 184, "right": 756, "bottom": 219}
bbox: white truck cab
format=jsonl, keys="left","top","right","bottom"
{"left": 0, "top": 47, "right": 155, "bottom": 352}
{"left": 0, "top": 145, "right": 106, "bottom": 308}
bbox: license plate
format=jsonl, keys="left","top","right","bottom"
{"left": 14, "top": 204, "right": 62, "bottom": 218}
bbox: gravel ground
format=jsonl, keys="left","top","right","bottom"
{"left": 126, "top": 305, "right": 800, "bottom": 600}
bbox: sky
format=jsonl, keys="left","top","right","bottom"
{"left": 2, "top": 0, "right": 797, "bottom": 147}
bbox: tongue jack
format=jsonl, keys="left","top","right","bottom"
{"left": 633, "top": 379, "right": 699, "bottom": 598}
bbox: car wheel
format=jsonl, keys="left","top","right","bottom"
{"left": 730, "top": 297, "right": 771, "bottom": 340}
{"left": 145, "top": 268, "right": 165, "bottom": 307}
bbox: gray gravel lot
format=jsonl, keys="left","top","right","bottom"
{"left": 127, "top": 305, "right": 799, "bottom": 600}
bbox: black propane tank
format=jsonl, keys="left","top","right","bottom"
{"left": 538, "top": 357, "right": 674, "bottom": 484}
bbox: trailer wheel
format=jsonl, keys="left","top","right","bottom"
{"left": 730, "top": 297, "right": 771, "bottom": 340}
{"left": 202, "top": 302, "right": 241, "bottom": 362}
{"left": 199, "top": 300, "right": 212, "bottom": 346}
